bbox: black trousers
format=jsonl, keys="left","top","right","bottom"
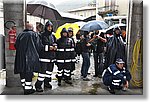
{"left": 20, "top": 72, "right": 33, "bottom": 82}
{"left": 20, "top": 72, "right": 33, "bottom": 90}
{"left": 57, "top": 63, "right": 71, "bottom": 80}
{"left": 39, "top": 62, "right": 54, "bottom": 74}
{"left": 35, "top": 62, "right": 54, "bottom": 88}
{"left": 93, "top": 52, "right": 104, "bottom": 76}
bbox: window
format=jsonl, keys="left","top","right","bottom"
{"left": 121, "top": 19, "right": 126, "bottom": 24}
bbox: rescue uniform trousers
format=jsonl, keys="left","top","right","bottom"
{"left": 35, "top": 62, "right": 54, "bottom": 88}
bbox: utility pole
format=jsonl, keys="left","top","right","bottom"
{"left": 127, "top": 0, "right": 143, "bottom": 88}
{"left": 3, "top": 0, "right": 25, "bottom": 87}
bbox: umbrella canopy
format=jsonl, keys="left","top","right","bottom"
{"left": 27, "top": 0, "right": 62, "bottom": 20}
{"left": 73, "top": 21, "right": 86, "bottom": 28}
{"left": 80, "top": 20, "right": 109, "bottom": 32}
{"left": 55, "top": 23, "right": 80, "bottom": 39}
{"left": 105, "top": 23, "right": 126, "bottom": 34}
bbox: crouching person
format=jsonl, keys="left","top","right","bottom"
{"left": 102, "top": 58, "right": 131, "bottom": 94}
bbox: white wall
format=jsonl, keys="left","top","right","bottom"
{"left": 27, "top": 15, "right": 42, "bottom": 31}
{"left": 116, "top": 0, "right": 129, "bottom": 16}
{"left": 0, "top": 1, "right": 4, "bottom": 71}
{"left": 69, "top": 9, "right": 96, "bottom": 18}
{"left": 0, "top": 2, "right": 4, "bottom": 36}
{"left": 96, "top": 0, "right": 104, "bottom": 20}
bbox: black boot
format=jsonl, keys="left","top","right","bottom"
{"left": 107, "top": 86, "right": 115, "bottom": 94}
{"left": 35, "top": 81, "right": 43, "bottom": 92}
{"left": 64, "top": 77, "right": 72, "bottom": 85}
{"left": 56, "top": 76, "right": 62, "bottom": 86}
{"left": 58, "top": 78, "right": 61, "bottom": 86}
{"left": 64, "top": 79, "right": 72, "bottom": 85}
{"left": 20, "top": 79, "right": 25, "bottom": 90}
{"left": 44, "top": 78, "right": 52, "bottom": 89}
{"left": 24, "top": 89, "right": 35, "bottom": 95}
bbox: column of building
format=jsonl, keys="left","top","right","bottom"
{"left": 127, "top": 0, "right": 143, "bottom": 88}
{"left": 4, "top": 0, "right": 25, "bottom": 87}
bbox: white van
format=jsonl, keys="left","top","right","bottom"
{"left": 104, "top": 16, "right": 127, "bottom": 27}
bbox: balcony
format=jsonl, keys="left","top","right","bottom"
{"left": 98, "top": 5, "right": 119, "bottom": 17}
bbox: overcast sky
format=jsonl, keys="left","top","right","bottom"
{"left": 27, "top": 0, "right": 94, "bottom": 12}
{"left": 53, "top": 0, "right": 94, "bottom": 12}
{"left": 46, "top": 0, "right": 69, "bottom": 5}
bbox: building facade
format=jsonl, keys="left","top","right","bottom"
{"left": 68, "top": 3, "right": 96, "bottom": 18}
{"left": 68, "top": 0, "right": 129, "bottom": 20}
{"left": 96, "top": 0, "right": 129, "bottom": 18}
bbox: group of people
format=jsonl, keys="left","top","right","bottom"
{"left": 14, "top": 21, "right": 76, "bottom": 95}
{"left": 76, "top": 26, "right": 131, "bottom": 94}
{"left": 77, "top": 30, "right": 107, "bottom": 81}
{"left": 14, "top": 20, "right": 131, "bottom": 95}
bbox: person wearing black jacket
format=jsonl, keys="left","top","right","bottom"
{"left": 35, "top": 21, "right": 57, "bottom": 92}
{"left": 36, "top": 23, "right": 44, "bottom": 34}
{"left": 56, "top": 28, "right": 76, "bottom": 86}
{"left": 90, "top": 30, "right": 107, "bottom": 78}
{"left": 75, "top": 30, "right": 82, "bottom": 63}
{"left": 68, "top": 27, "right": 76, "bottom": 77}
{"left": 104, "top": 27, "right": 126, "bottom": 69}
{"left": 14, "top": 23, "right": 43, "bottom": 95}
{"left": 80, "top": 31, "right": 91, "bottom": 81}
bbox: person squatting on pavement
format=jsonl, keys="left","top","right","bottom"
{"left": 102, "top": 58, "right": 131, "bottom": 94}
{"left": 14, "top": 23, "right": 44, "bottom": 95}
{"left": 35, "top": 21, "right": 57, "bottom": 92}
{"left": 56, "top": 28, "right": 76, "bottom": 86}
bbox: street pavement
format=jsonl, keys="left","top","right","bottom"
{"left": 0, "top": 55, "right": 143, "bottom": 95}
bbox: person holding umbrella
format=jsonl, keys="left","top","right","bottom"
{"left": 90, "top": 30, "right": 107, "bottom": 78}
{"left": 80, "top": 31, "right": 92, "bottom": 81}
{"left": 35, "top": 21, "right": 57, "bottom": 92}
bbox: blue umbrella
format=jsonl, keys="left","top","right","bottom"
{"left": 80, "top": 20, "right": 109, "bottom": 32}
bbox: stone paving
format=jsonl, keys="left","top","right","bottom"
{"left": 0, "top": 55, "right": 143, "bottom": 95}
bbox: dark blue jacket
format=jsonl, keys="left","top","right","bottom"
{"left": 39, "top": 31, "right": 57, "bottom": 62}
{"left": 102, "top": 64, "right": 131, "bottom": 86}
{"left": 14, "top": 29, "right": 43, "bottom": 74}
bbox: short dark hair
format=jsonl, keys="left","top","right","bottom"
{"left": 36, "top": 23, "right": 43, "bottom": 29}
